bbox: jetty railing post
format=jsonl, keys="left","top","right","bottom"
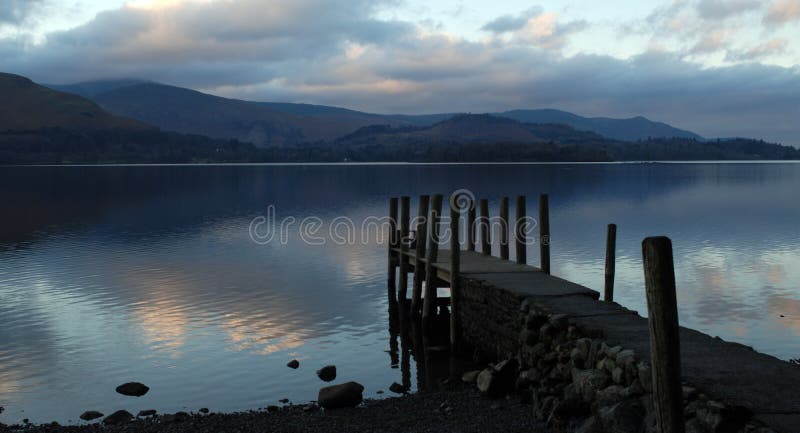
{"left": 411, "top": 195, "right": 430, "bottom": 314}
{"left": 515, "top": 195, "right": 527, "bottom": 265}
{"left": 398, "top": 196, "right": 411, "bottom": 301}
{"left": 422, "top": 194, "right": 443, "bottom": 332}
{"left": 467, "top": 204, "right": 476, "bottom": 252}
{"left": 499, "top": 196, "right": 509, "bottom": 260}
{"left": 643, "top": 237, "right": 684, "bottom": 433}
{"left": 539, "top": 194, "right": 550, "bottom": 274}
{"left": 449, "top": 196, "right": 461, "bottom": 350}
{"left": 604, "top": 223, "right": 617, "bottom": 302}
{"left": 387, "top": 197, "right": 399, "bottom": 304}
{"left": 480, "top": 199, "right": 490, "bottom": 256}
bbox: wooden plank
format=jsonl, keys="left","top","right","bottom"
{"left": 411, "top": 195, "right": 430, "bottom": 314}
{"left": 515, "top": 195, "right": 526, "bottom": 265}
{"left": 499, "top": 196, "right": 509, "bottom": 260}
{"left": 642, "top": 237, "right": 684, "bottom": 433}
{"left": 422, "top": 194, "right": 443, "bottom": 331}
{"left": 469, "top": 271, "right": 599, "bottom": 298}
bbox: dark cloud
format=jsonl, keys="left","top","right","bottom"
{"left": 1, "top": 0, "right": 798, "bottom": 145}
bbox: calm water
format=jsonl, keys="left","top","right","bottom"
{"left": 1, "top": 163, "right": 799, "bottom": 423}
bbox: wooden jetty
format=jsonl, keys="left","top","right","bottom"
{"left": 386, "top": 193, "right": 800, "bottom": 433}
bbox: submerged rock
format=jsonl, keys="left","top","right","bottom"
{"left": 79, "top": 411, "right": 103, "bottom": 421}
{"left": 103, "top": 410, "right": 133, "bottom": 425}
{"left": 389, "top": 382, "right": 406, "bottom": 394}
{"left": 287, "top": 359, "right": 300, "bottom": 369}
{"left": 115, "top": 382, "right": 150, "bottom": 397}
{"left": 199, "top": 408, "right": 209, "bottom": 414}
{"left": 316, "top": 365, "right": 337, "bottom": 382}
{"left": 318, "top": 381, "right": 364, "bottom": 409}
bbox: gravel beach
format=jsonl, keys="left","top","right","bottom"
{"left": 0, "top": 383, "right": 545, "bottom": 433}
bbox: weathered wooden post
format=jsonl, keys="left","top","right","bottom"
{"left": 539, "top": 194, "right": 550, "bottom": 274}
{"left": 467, "top": 204, "right": 476, "bottom": 252}
{"left": 604, "top": 223, "right": 617, "bottom": 302}
{"left": 480, "top": 199, "right": 490, "bottom": 256}
{"left": 422, "top": 194, "right": 443, "bottom": 332}
{"left": 398, "top": 196, "right": 411, "bottom": 301}
{"left": 449, "top": 195, "right": 461, "bottom": 349}
{"left": 643, "top": 237, "right": 684, "bottom": 433}
{"left": 499, "top": 196, "right": 509, "bottom": 260}
{"left": 515, "top": 195, "right": 527, "bottom": 265}
{"left": 387, "top": 197, "right": 398, "bottom": 303}
{"left": 411, "top": 195, "right": 430, "bottom": 314}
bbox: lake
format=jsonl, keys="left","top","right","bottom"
{"left": 1, "top": 162, "right": 799, "bottom": 424}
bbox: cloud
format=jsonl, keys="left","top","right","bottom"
{"left": 696, "top": 0, "right": 761, "bottom": 20}
{"left": 726, "top": 38, "right": 788, "bottom": 61}
{"left": 764, "top": 0, "right": 800, "bottom": 24}
{"left": 689, "top": 29, "right": 727, "bottom": 54}
{"left": 0, "top": 0, "right": 46, "bottom": 25}
{"left": 1, "top": 0, "right": 799, "bottom": 145}
{"left": 481, "top": 7, "right": 543, "bottom": 33}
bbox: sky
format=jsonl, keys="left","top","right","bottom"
{"left": 1, "top": 0, "right": 799, "bottom": 144}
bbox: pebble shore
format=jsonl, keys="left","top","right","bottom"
{"left": 0, "top": 383, "right": 545, "bottom": 433}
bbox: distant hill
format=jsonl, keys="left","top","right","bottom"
{"left": 47, "top": 79, "right": 705, "bottom": 144}
{"left": 0, "top": 73, "right": 148, "bottom": 131}
{"left": 495, "top": 109, "right": 703, "bottom": 141}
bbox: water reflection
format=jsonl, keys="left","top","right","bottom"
{"left": 0, "top": 163, "right": 799, "bottom": 423}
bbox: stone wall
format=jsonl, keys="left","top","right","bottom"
{"left": 456, "top": 276, "right": 780, "bottom": 433}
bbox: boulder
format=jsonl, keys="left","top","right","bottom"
{"left": 137, "top": 409, "right": 157, "bottom": 417}
{"left": 316, "top": 365, "right": 337, "bottom": 382}
{"left": 287, "top": 359, "right": 300, "bottom": 369}
{"left": 598, "top": 399, "right": 646, "bottom": 433}
{"left": 199, "top": 408, "right": 209, "bottom": 414}
{"left": 318, "top": 381, "right": 364, "bottom": 409}
{"left": 477, "top": 368, "right": 502, "bottom": 398}
{"left": 79, "top": 411, "right": 103, "bottom": 421}
{"left": 103, "top": 410, "right": 133, "bottom": 425}
{"left": 572, "top": 368, "right": 609, "bottom": 401}
{"left": 115, "top": 382, "right": 149, "bottom": 397}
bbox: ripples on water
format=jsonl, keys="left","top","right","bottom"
{"left": 1, "top": 163, "right": 799, "bottom": 423}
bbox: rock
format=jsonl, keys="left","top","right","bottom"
{"left": 389, "top": 382, "right": 406, "bottom": 394}
{"left": 615, "top": 349, "right": 636, "bottom": 368}
{"left": 103, "top": 410, "right": 133, "bottom": 425}
{"left": 571, "top": 368, "right": 609, "bottom": 401}
{"left": 520, "top": 298, "right": 531, "bottom": 313}
{"left": 287, "top": 359, "right": 300, "bottom": 369}
{"left": 461, "top": 370, "right": 480, "bottom": 383}
{"left": 637, "top": 362, "right": 652, "bottom": 392}
{"left": 316, "top": 365, "right": 337, "bottom": 382}
{"left": 79, "top": 411, "right": 103, "bottom": 421}
{"left": 576, "top": 416, "right": 601, "bottom": 433}
{"left": 199, "top": 408, "right": 209, "bottom": 414}
{"left": 115, "top": 382, "right": 149, "bottom": 397}
{"left": 266, "top": 405, "right": 279, "bottom": 412}
{"left": 685, "top": 417, "right": 707, "bottom": 433}
{"left": 279, "top": 398, "right": 290, "bottom": 404}
{"left": 376, "top": 390, "right": 384, "bottom": 394}
{"left": 303, "top": 404, "right": 317, "bottom": 412}
{"left": 682, "top": 385, "right": 698, "bottom": 401}
{"left": 137, "top": 410, "right": 157, "bottom": 417}
{"left": 598, "top": 399, "right": 645, "bottom": 433}
{"left": 162, "top": 412, "right": 190, "bottom": 423}
{"left": 520, "top": 329, "right": 538, "bottom": 346}
{"left": 318, "top": 381, "right": 364, "bottom": 409}
{"left": 612, "top": 367, "right": 625, "bottom": 384}
{"left": 477, "top": 368, "right": 498, "bottom": 396}
{"left": 526, "top": 312, "right": 547, "bottom": 330}
{"left": 596, "top": 385, "right": 627, "bottom": 407}
{"left": 494, "top": 358, "right": 519, "bottom": 379}
{"left": 549, "top": 314, "right": 569, "bottom": 329}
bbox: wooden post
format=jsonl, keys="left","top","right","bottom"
{"left": 398, "top": 196, "right": 411, "bottom": 301}
{"left": 411, "top": 195, "right": 430, "bottom": 314}
{"left": 515, "top": 195, "right": 527, "bottom": 265}
{"left": 604, "top": 223, "right": 617, "bottom": 302}
{"left": 449, "top": 198, "right": 461, "bottom": 349}
{"left": 467, "top": 204, "right": 476, "bottom": 252}
{"left": 387, "top": 197, "right": 398, "bottom": 303}
{"left": 539, "top": 194, "right": 550, "bottom": 274}
{"left": 642, "top": 237, "right": 684, "bottom": 433}
{"left": 499, "top": 196, "right": 509, "bottom": 260}
{"left": 422, "top": 194, "right": 443, "bottom": 331}
{"left": 480, "top": 199, "right": 490, "bottom": 256}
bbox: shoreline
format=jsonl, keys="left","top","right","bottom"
{"left": 0, "top": 383, "right": 543, "bottom": 433}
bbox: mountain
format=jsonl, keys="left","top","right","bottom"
{"left": 47, "top": 79, "right": 705, "bottom": 145}
{"left": 0, "top": 73, "right": 148, "bottom": 131}
{"left": 495, "top": 109, "right": 703, "bottom": 141}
